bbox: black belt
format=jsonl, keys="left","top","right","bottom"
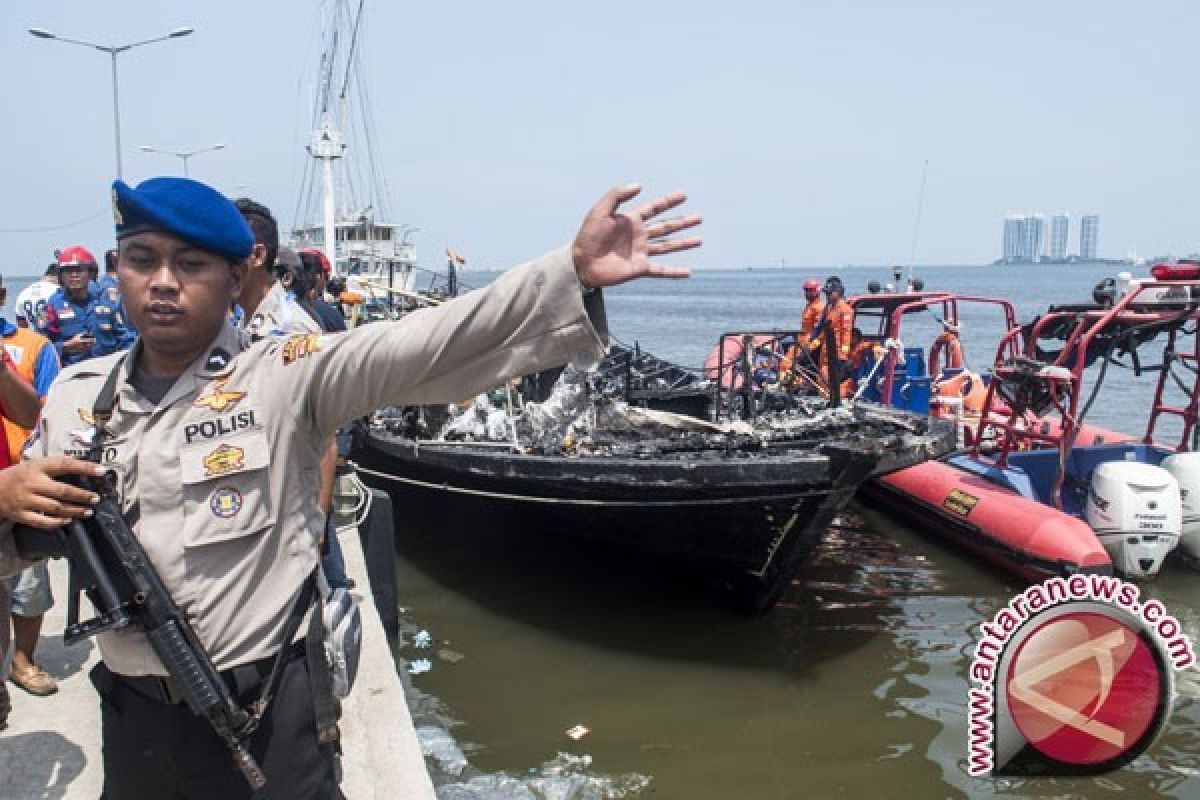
{"left": 117, "top": 640, "right": 307, "bottom": 706}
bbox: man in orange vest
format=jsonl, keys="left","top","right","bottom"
{"left": 0, "top": 275, "right": 62, "bottom": 699}
{"left": 800, "top": 279, "right": 825, "bottom": 343}
{"left": 809, "top": 276, "right": 855, "bottom": 398}
{"left": 820, "top": 274, "right": 854, "bottom": 356}
{"left": 840, "top": 328, "right": 885, "bottom": 398}
{"left": 780, "top": 279, "right": 825, "bottom": 382}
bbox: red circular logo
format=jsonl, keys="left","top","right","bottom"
{"left": 1005, "top": 611, "right": 1166, "bottom": 768}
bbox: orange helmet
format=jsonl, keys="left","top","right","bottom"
{"left": 57, "top": 245, "right": 97, "bottom": 268}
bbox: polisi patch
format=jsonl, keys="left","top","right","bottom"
{"left": 209, "top": 486, "right": 243, "bottom": 519}
{"left": 203, "top": 444, "right": 245, "bottom": 478}
{"left": 77, "top": 408, "right": 96, "bottom": 426}
{"left": 282, "top": 333, "right": 325, "bottom": 365}
{"left": 183, "top": 409, "right": 258, "bottom": 444}
{"left": 193, "top": 379, "right": 246, "bottom": 413}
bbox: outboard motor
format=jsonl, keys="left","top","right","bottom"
{"left": 1161, "top": 452, "right": 1200, "bottom": 563}
{"left": 1092, "top": 276, "right": 1118, "bottom": 308}
{"left": 1085, "top": 462, "right": 1181, "bottom": 579}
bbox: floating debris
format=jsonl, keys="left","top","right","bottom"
{"left": 434, "top": 752, "right": 651, "bottom": 800}
{"left": 565, "top": 724, "right": 590, "bottom": 741}
{"left": 438, "top": 648, "right": 466, "bottom": 663}
{"left": 417, "top": 724, "right": 468, "bottom": 777}
{"left": 408, "top": 658, "right": 433, "bottom": 675}
{"left": 414, "top": 629, "right": 434, "bottom": 649}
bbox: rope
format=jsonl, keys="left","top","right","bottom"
{"left": 354, "top": 463, "right": 832, "bottom": 507}
{"left": 334, "top": 468, "right": 374, "bottom": 533}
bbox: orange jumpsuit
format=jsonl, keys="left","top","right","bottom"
{"left": 822, "top": 297, "right": 855, "bottom": 363}
{"left": 929, "top": 331, "right": 964, "bottom": 377}
{"left": 781, "top": 296, "right": 826, "bottom": 376}
{"left": 839, "top": 339, "right": 883, "bottom": 397}
{"left": 801, "top": 296, "right": 826, "bottom": 344}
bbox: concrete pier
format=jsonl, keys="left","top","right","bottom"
{"left": 0, "top": 528, "right": 435, "bottom": 799}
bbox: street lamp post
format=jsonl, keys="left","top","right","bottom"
{"left": 29, "top": 26, "right": 194, "bottom": 179}
{"left": 139, "top": 143, "right": 226, "bottom": 177}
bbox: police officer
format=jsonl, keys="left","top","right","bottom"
{"left": 97, "top": 248, "right": 136, "bottom": 337}
{"left": 234, "top": 198, "right": 322, "bottom": 337}
{"left": 0, "top": 176, "right": 699, "bottom": 799}
{"left": 39, "top": 246, "right": 135, "bottom": 365}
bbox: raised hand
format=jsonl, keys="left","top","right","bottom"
{"left": 571, "top": 184, "right": 702, "bottom": 290}
{"left": 0, "top": 457, "right": 104, "bottom": 529}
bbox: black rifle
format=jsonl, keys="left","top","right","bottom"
{"left": 14, "top": 471, "right": 267, "bottom": 790}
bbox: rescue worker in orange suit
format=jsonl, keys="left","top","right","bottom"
{"left": 800, "top": 279, "right": 825, "bottom": 343}
{"left": 816, "top": 276, "right": 854, "bottom": 392}
{"left": 929, "top": 318, "right": 964, "bottom": 378}
{"left": 780, "top": 279, "right": 825, "bottom": 383}
{"left": 840, "top": 328, "right": 883, "bottom": 398}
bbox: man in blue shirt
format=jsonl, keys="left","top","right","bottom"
{"left": 38, "top": 246, "right": 135, "bottom": 366}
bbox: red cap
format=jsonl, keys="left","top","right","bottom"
{"left": 299, "top": 247, "right": 332, "bottom": 274}
{"left": 803, "top": 279, "right": 821, "bottom": 292}
{"left": 57, "top": 245, "right": 97, "bottom": 267}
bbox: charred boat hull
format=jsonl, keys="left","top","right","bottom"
{"left": 352, "top": 410, "right": 952, "bottom": 613}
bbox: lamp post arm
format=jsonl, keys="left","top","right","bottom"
{"left": 111, "top": 51, "right": 123, "bottom": 178}
{"left": 41, "top": 34, "right": 114, "bottom": 52}
{"left": 114, "top": 33, "right": 177, "bottom": 53}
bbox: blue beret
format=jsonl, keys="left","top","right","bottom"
{"left": 112, "top": 177, "right": 255, "bottom": 262}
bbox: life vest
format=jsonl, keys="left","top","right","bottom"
{"left": 2, "top": 325, "right": 58, "bottom": 464}
{"left": 932, "top": 369, "right": 990, "bottom": 418}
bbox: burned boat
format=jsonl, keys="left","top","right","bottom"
{"left": 352, "top": 344, "right": 953, "bottom": 613}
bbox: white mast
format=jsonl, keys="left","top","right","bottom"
{"left": 307, "top": 115, "right": 345, "bottom": 272}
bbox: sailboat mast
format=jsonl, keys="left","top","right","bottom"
{"left": 308, "top": 115, "right": 346, "bottom": 273}
{"left": 908, "top": 159, "right": 929, "bottom": 284}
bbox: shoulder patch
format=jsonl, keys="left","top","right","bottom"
{"left": 204, "top": 348, "right": 232, "bottom": 372}
{"left": 281, "top": 332, "right": 326, "bottom": 365}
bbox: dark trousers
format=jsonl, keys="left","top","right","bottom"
{"left": 92, "top": 654, "right": 339, "bottom": 800}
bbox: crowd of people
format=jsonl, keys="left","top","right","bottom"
{"left": 758, "top": 273, "right": 965, "bottom": 401}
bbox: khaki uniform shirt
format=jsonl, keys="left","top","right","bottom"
{"left": 17, "top": 248, "right": 605, "bottom": 675}
{"left": 241, "top": 283, "right": 322, "bottom": 338}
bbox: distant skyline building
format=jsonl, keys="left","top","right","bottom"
{"left": 1022, "top": 215, "right": 1046, "bottom": 263}
{"left": 1080, "top": 214, "right": 1100, "bottom": 260}
{"left": 1003, "top": 216, "right": 1024, "bottom": 263}
{"left": 1050, "top": 214, "right": 1069, "bottom": 260}
{"left": 1000, "top": 211, "right": 1101, "bottom": 263}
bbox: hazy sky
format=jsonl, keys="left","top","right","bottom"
{"left": 2, "top": 1, "right": 1197, "bottom": 273}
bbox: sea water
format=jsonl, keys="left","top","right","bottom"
{"left": 6, "top": 267, "right": 1195, "bottom": 798}
{"left": 397, "top": 263, "right": 1200, "bottom": 799}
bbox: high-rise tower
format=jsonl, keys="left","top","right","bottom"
{"left": 1050, "top": 214, "right": 1069, "bottom": 261}
{"left": 1080, "top": 214, "right": 1099, "bottom": 260}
